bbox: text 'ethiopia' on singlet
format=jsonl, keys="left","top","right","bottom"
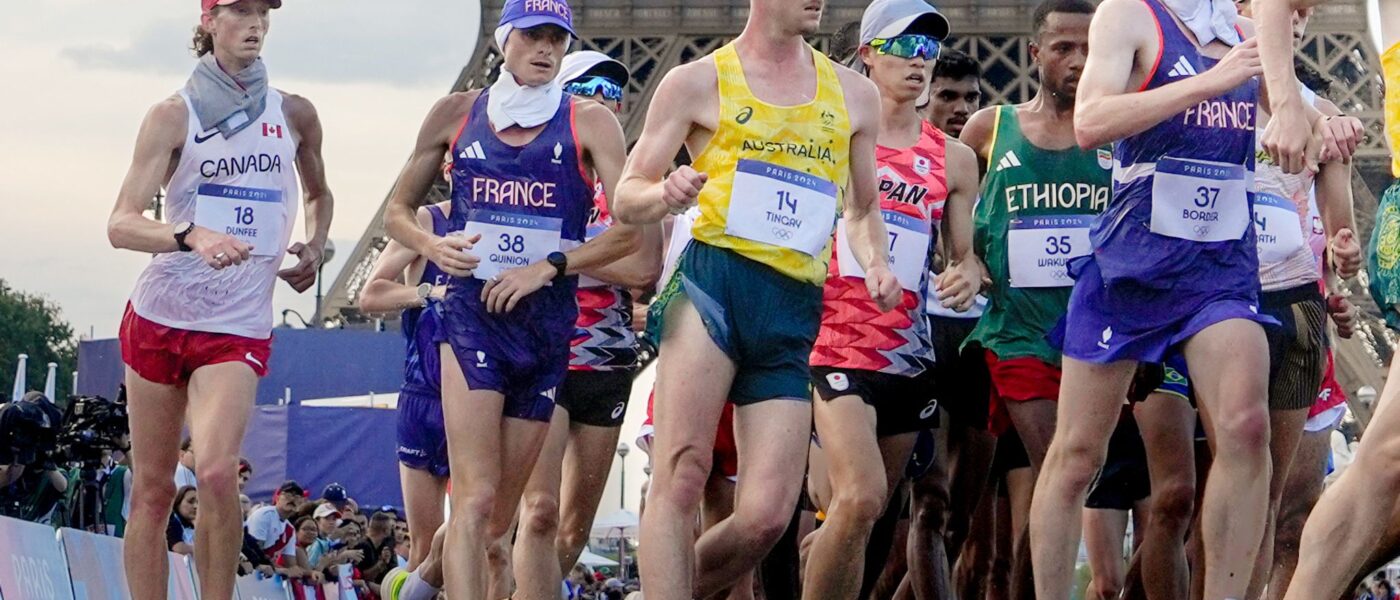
{"left": 967, "top": 105, "right": 1111, "bottom": 366}
{"left": 689, "top": 43, "right": 852, "bottom": 286}
{"left": 571, "top": 185, "right": 638, "bottom": 371}
{"left": 811, "top": 121, "right": 949, "bottom": 377}
{"left": 129, "top": 89, "right": 301, "bottom": 339}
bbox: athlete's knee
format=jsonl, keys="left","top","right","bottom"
{"left": 449, "top": 490, "right": 497, "bottom": 534}
{"left": 1047, "top": 437, "right": 1108, "bottom": 493}
{"left": 911, "top": 485, "right": 950, "bottom": 534}
{"left": 829, "top": 480, "right": 889, "bottom": 531}
{"left": 519, "top": 491, "right": 561, "bottom": 537}
{"left": 653, "top": 444, "right": 714, "bottom": 509}
{"left": 1148, "top": 478, "right": 1196, "bottom": 532}
{"left": 556, "top": 522, "right": 589, "bottom": 557}
{"left": 731, "top": 501, "right": 794, "bottom": 551}
{"left": 194, "top": 456, "right": 240, "bottom": 500}
{"left": 130, "top": 475, "right": 177, "bottom": 521}
{"left": 1213, "top": 405, "right": 1271, "bottom": 456}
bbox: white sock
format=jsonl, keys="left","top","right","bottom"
{"left": 401, "top": 571, "right": 441, "bottom": 600}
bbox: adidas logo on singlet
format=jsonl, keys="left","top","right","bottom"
{"left": 995, "top": 150, "right": 1022, "bottom": 172}
{"left": 460, "top": 140, "right": 487, "bottom": 160}
{"left": 1167, "top": 56, "right": 1198, "bottom": 78}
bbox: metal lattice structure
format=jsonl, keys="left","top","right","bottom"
{"left": 323, "top": 0, "right": 1394, "bottom": 400}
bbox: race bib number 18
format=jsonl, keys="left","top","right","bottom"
{"left": 1149, "top": 157, "right": 1249, "bottom": 242}
{"left": 459, "top": 209, "right": 562, "bottom": 281}
{"left": 835, "top": 210, "right": 931, "bottom": 292}
{"left": 725, "top": 159, "right": 838, "bottom": 257}
{"left": 1008, "top": 214, "right": 1093, "bottom": 288}
{"left": 193, "top": 183, "right": 286, "bottom": 256}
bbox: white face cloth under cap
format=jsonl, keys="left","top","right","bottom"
{"left": 1162, "top": 0, "right": 1242, "bottom": 47}
{"left": 487, "top": 24, "right": 567, "bottom": 132}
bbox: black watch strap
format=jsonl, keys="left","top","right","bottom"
{"left": 173, "top": 222, "right": 194, "bottom": 252}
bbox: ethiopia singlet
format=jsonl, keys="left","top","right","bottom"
{"left": 445, "top": 92, "right": 593, "bottom": 342}
{"left": 1091, "top": 0, "right": 1258, "bottom": 292}
{"left": 967, "top": 106, "right": 1111, "bottom": 366}
{"left": 129, "top": 89, "right": 300, "bottom": 339}
{"left": 810, "top": 121, "right": 948, "bottom": 376}
{"left": 571, "top": 187, "right": 637, "bottom": 371}
{"left": 689, "top": 43, "right": 851, "bottom": 285}
{"left": 1254, "top": 86, "right": 1321, "bottom": 292}
{"left": 401, "top": 204, "right": 453, "bottom": 397}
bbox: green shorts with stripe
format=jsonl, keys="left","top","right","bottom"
{"left": 648, "top": 241, "right": 823, "bottom": 405}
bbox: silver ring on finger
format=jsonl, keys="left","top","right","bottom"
{"left": 214, "top": 252, "right": 227, "bottom": 261}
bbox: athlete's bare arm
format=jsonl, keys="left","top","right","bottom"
{"left": 481, "top": 99, "right": 640, "bottom": 314}
{"left": 358, "top": 206, "right": 438, "bottom": 314}
{"left": 836, "top": 67, "right": 902, "bottom": 313}
{"left": 935, "top": 139, "right": 987, "bottom": 310}
{"left": 613, "top": 60, "right": 719, "bottom": 225}
{"left": 280, "top": 93, "right": 334, "bottom": 293}
{"left": 958, "top": 106, "right": 999, "bottom": 176}
{"left": 1074, "top": 0, "right": 1262, "bottom": 150}
{"left": 107, "top": 96, "right": 253, "bottom": 269}
{"left": 384, "top": 92, "right": 481, "bottom": 278}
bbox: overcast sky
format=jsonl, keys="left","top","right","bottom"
{"left": 0, "top": 1, "right": 480, "bottom": 340}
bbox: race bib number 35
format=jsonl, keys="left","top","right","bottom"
{"left": 460, "top": 209, "right": 562, "bottom": 281}
{"left": 194, "top": 183, "right": 286, "bottom": 256}
{"left": 725, "top": 159, "right": 838, "bottom": 257}
{"left": 1008, "top": 214, "right": 1093, "bottom": 288}
{"left": 1149, "top": 157, "right": 1249, "bottom": 242}
{"left": 1253, "top": 193, "right": 1307, "bottom": 264}
{"left": 835, "top": 210, "right": 932, "bottom": 292}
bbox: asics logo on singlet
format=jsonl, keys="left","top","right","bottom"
{"left": 199, "top": 154, "right": 283, "bottom": 178}
{"left": 1097, "top": 326, "right": 1113, "bottom": 350}
{"left": 1166, "top": 56, "right": 1198, "bottom": 78}
{"left": 736, "top": 106, "right": 754, "bottom": 124}
{"left": 460, "top": 140, "right": 487, "bottom": 160}
{"left": 611, "top": 402, "right": 626, "bottom": 420}
{"left": 919, "top": 400, "right": 939, "bottom": 420}
{"left": 995, "top": 151, "right": 1022, "bottom": 172}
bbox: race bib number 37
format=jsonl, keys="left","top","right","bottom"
{"left": 1149, "top": 157, "right": 1249, "bottom": 242}
{"left": 460, "top": 209, "right": 562, "bottom": 281}
{"left": 1008, "top": 214, "right": 1093, "bottom": 288}
{"left": 725, "top": 159, "right": 838, "bottom": 257}
{"left": 194, "top": 184, "right": 286, "bottom": 256}
{"left": 835, "top": 210, "right": 932, "bottom": 292}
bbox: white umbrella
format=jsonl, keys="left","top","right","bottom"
{"left": 590, "top": 509, "right": 639, "bottom": 538}
{"left": 577, "top": 549, "right": 618, "bottom": 567}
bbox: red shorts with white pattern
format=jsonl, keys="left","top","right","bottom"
{"left": 985, "top": 350, "right": 1061, "bottom": 436}
{"left": 638, "top": 391, "right": 738, "bottom": 481}
{"left": 120, "top": 303, "right": 272, "bottom": 386}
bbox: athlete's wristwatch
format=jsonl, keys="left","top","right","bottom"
{"left": 415, "top": 282, "right": 433, "bottom": 307}
{"left": 547, "top": 252, "right": 568, "bottom": 282}
{"left": 173, "top": 222, "right": 195, "bottom": 252}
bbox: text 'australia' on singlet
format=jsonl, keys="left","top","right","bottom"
{"left": 446, "top": 91, "right": 594, "bottom": 338}
{"left": 129, "top": 89, "right": 300, "bottom": 339}
{"left": 1384, "top": 42, "right": 1399, "bottom": 177}
{"left": 1254, "top": 85, "right": 1322, "bottom": 292}
{"left": 401, "top": 204, "right": 453, "bottom": 397}
{"left": 811, "top": 121, "right": 948, "bottom": 377}
{"left": 1090, "top": 0, "right": 1259, "bottom": 293}
{"left": 689, "top": 43, "right": 852, "bottom": 286}
{"left": 571, "top": 186, "right": 638, "bottom": 371}
{"left": 967, "top": 105, "right": 1111, "bottom": 366}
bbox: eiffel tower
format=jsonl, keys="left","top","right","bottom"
{"left": 322, "top": 0, "right": 1395, "bottom": 414}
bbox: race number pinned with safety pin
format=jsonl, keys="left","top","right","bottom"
{"left": 725, "top": 159, "right": 838, "bottom": 257}
{"left": 193, "top": 183, "right": 286, "bottom": 256}
{"left": 459, "top": 208, "right": 562, "bottom": 281}
{"left": 1149, "top": 157, "right": 1249, "bottom": 242}
{"left": 1008, "top": 214, "right": 1093, "bottom": 288}
{"left": 835, "top": 210, "right": 931, "bottom": 292}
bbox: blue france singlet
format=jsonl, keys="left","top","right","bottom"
{"left": 400, "top": 204, "right": 452, "bottom": 397}
{"left": 441, "top": 91, "right": 594, "bottom": 384}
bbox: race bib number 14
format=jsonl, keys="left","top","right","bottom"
{"left": 194, "top": 184, "right": 286, "bottom": 257}
{"left": 725, "top": 159, "right": 838, "bottom": 257}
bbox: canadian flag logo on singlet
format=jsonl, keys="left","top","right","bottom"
{"left": 262, "top": 123, "right": 284, "bottom": 138}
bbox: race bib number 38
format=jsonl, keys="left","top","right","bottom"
{"left": 1008, "top": 214, "right": 1093, "bottom": 288}
{"left": 835, "top": 210, "right": 932, "bottom": 292}
{"left": 1149, "top": 157, "right": 1249, "bottom": 242}
{"left": 460, "top": 209, "right": 562, "bottom": 281}
{"left": 194, "top": 183, "right": 286, "bottom": 256}
{"left": 725, "top": 159, "right": 838, "bottom": 257}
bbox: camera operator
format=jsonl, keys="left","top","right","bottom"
{"left": 0, "top": 392, "right": 68, "bottom": 522}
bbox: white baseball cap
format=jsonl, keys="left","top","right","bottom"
{"left": 860, "top": 0, "right": 951, "bottom": 46}
{"left": 556, "top": 51, "right": 631, "bottom": 87}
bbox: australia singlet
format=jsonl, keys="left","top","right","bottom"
{"left": 688, "top": 43, "right": 851, "bottom": 285}
{"left": 129, "top": 89, "right": 300, "bottom": 339}
{"left": 967, "top": 105, "right": 1111, "bottom": 366}
{"left": 571, "top": 187, "right": 638, "bottom": 371}
{"left": 444, "top": 91, "right": 593, "bottom": 357}
{"left": 810, "top": 121, "right": 948, "bottom": 377}
{"left": 401, "top": 204, "right": 453, "bottom": 398}
{"left": 1386, "top": 42, "right": 1399, "bottom": 178}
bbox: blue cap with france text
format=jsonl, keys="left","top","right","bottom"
{"left": 500, "top": 0, "right": 577, "bottom": 38}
